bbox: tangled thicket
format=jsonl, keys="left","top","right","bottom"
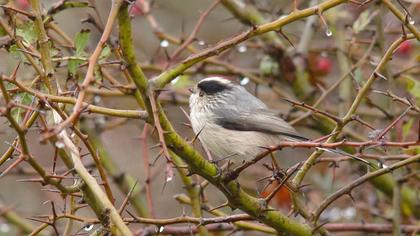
{"left": 0, "top": 0, "right": 419, "bottom": 235}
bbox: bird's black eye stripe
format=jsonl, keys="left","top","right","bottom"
{"left": 197, "top": 80, "right": 230, "bottom": 95}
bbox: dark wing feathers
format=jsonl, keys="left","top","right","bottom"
{"left": 214, "top": 108, "right": 308, "bottom": 141}
{"left": 213, "top": 106, "right": 372, "bottom": 166}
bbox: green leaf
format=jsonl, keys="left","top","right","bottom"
{"left": 405, "top": 76, "right": 420, "bottom": 101}
{"left": 354, "top": 68, "right": 363, "bottom": 83}
{"left": 259, "top": 55, "right": 279, "bottom": 76}
{"left": 21, "top": 93, "right": 34, "bottom": 105}
{"left": 352, "top": 10, "right": 378, "bottom": 34}
{"left": 68, "top": 30, "right": 91, "bottom": 75}
{"left": 5, "top": 82, "right": 16, "bottom": 90}
{"left": 48, "top": 41, "right": 60, "bottom": 58}
{"left": 402, "top": 118, "right": 414, "bottom": 139}
{"left": 68, "top": 58, "right": 83, "bottom": 75}
{"left": 49, "top": 1, "right": 90, "bottom": 15}
{"left": 8, "top": 44, "right": 27, "bottom": 62}
{"left": 11, "top": 93, "right": 34, "bottom": 124}
{"left": 99, "top": 45, "right": 111, "bottom": 61}
{"left": 74, "top": 29, "right": 91, "bottom": 55}
{"left": 94, "top": 65, "right": 103, "bottom": 82}
{"left": 16, "top": 21, "right": 37, "bottom": 45}
{"left": 0, "top": 24, "right": 6, "bottom": 36}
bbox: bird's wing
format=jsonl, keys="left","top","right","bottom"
{"left": 213, "top": 107, "right": 307, "bottom": 140}
{"left": 214, "top": 106, "right": 372, "bottom": 166}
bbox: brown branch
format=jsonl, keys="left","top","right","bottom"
{"left": 312, "top": 153, "right": 420, "bottom": 222}
{"left": 381, "top": 0, "right": 420, "bottom": 40}
{"left": 170, "top": 0, "right": 221, "bottom": 61}
{"left": 325, "top": 223, "right": 420, "bottom": 233}
{"left": 281, "top": 98, "right": 342, "bottom": 124}
{"left": 49, "top": 104, "right": 115, "bottom": 203}
{"left": 2, "top": 76, "right": 148, "bottom": 120}
{"left": 225, "top": 138, "right": 419, "bottom": 181}
{"left": 151, "top": 0, "right": 351, "bottom": 88}
{"left": 373, "top": 90, "right": 420, "bottom": 113}
{"left": 374, "top": 107, "right": 411, "bottom": 140}
{"left": 292, "top": 34, "right": 416, "bottom": 186}
{"left": 126, "top": 214, "right": 253, "bottom": 225}
{"left": 137, "top": 222, "right": 420, "bottom": 235}
{"left": 49, "top": 0, "right": 125, "bottom": 138}
{"left": 139, "top": 124, "right": 155, "bottom": 217}
{"left": 148, "top": 90, "right": 174, "bottom": 182}
{"left": 0, "top": 77, "right": 79, "bottom": 193}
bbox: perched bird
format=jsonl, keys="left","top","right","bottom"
{"left": 189, "top": 76, "right": 369, "bottom": 165}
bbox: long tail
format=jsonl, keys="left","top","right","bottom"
{"left": 316, "top": 147, "right": 372, "bottom": 167}
{"left": 284, "top": 136, "right": 372, "bottom": 167}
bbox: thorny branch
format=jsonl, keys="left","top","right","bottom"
{"left": 0, "top": 0, "right": 419, "bottom": 235}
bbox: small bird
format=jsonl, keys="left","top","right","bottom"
{"left": 189, "top": 76, "right": 369, "bottom": 165}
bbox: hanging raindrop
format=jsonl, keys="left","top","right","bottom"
{"left": 55, "top": 141, "right": 65, "bottom": 149}
{"left": 171, "top": 76, "right": 180, "bottom": 84}
{"left": 198, "top": 40, "right": 206, "bottom": 46}
{"left": 325, "top": 29, "right": 332, "bottom": 37}
{"left": 160, "top": 40, "right": 169, "bottom": 48}
{"left": 408, "top": 17, "right": 415, "bottom": 25}
{"left": 240, "top": 77, "right": 250, "bottom": 85}
{"left": 237, "top": 44, "right": 247, "bottom": 53}
{"left": 93, "top": 95, "right": 101, "bottom": 103}
{"left": 0, "top": 224, "right": 10, "bottom": 233}
{"left": 84, "top": 224, "right": 94, "bottom": 231}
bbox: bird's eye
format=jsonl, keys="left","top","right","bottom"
{"left": 199, "top": 91, "right": 204, "bottom": 97}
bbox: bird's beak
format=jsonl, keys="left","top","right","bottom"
{"left": 188, "top": 87, "right": 194, "bottom": 94}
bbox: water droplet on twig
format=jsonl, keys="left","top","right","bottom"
{"left": 325, "top": 29, "right": 332, "bottom": 37}
{"left": 237, "top": 44, "right": 247, "bottom": 53}
{"left": 0, "top": 224, "right": 10, "bottom": 233}
{"left": 84, "top": 224, "right": 94, "bottom": 231}
{"left": 408, "top": 18, "right": 415, "bottom": 25}
{"left": 171, "top": 76, "right": 180, "bottom": 85}
{"left": 93, "top": 95, "right": 101, "bottom": 104}
{"left": 198, "top": 40, "right": 206, "bottom": 46}
{"left": 160, "top": 40, "right": 169, "bottom": 48}
{"left": 342, "top": 207, "right": 356, "bottom": 220}
{"left": 240, "top": 77, "right": 250, "bottom": 85}
{"left": 55, "top": 141, "right": 65, "bottom": 149}
{"left": 96, "top": 116, "right": 106, "bottom": 125}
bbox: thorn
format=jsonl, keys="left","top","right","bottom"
{"left": 0, "top": 157, "right": 25, "bottom": 178}
{"left": 374, "top": 71, "right": 387, "bottom": 80}
{"left": 348, "top": 192, "right": 355, "bottom": 203}
{"left": 312, "top": 221, "right": 329, "bottom": 234}
{"left": 186, "top": 169, "right": 195, "bottom": 177}
{"left": 277, "top": 29, "right": 295, "bottom": 49}
{"left": 190, "top": 125, "right": 205, "bottom": 144}
{"left": 179, "top": 106, "right": 190, "bottom": 121}
{"left": 16, "top": 178, "right": 44, "bottom": 183}
{"left": 256, "top": 145, "right": 273, "bottom": 151}
{"left": 297, "top": 183, "right": 311, "bottom": 190}
{"left": 208, "top": 201, "right": 229, "bottom": 212}
{"left": 149, "top": 143, "right": 162, "bottom": 150}
{"left": 418, "top": 120, "right": 420, "bottom": 141}
{"left": 118, "top": 180, "right": 138, "bottom": 214}
{"left": 10, "top": 61, "right": 22, "bottom": 80}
